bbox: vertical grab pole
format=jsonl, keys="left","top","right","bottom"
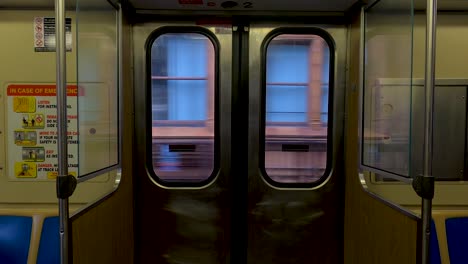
{"left": 55, "top": 0, "right": 72, "bottom": 263}
{"left": 420, "top": 0, "right": 437, "bottom": 262}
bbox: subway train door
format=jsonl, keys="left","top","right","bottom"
{"left": 133, "top": 19, "right": 346, "bottom": 263}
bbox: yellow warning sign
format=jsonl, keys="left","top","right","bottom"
{"left": 47, "top": 171, "right": 77, "bottom": 180}
{"left": 13, "top": 97, "right": 36, "bottom": 113}
{"left": 21, "top": 113, "right": 45, "bottom": 129}
{"left": 14, "top": 130, "right": 37, "bottom": 146}
{"left": 14, "top": 162, "right": 37, "bottom": 178}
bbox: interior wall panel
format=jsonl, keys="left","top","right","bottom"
{"left": 71, "top": 7, "right": 134, "bottom": 264}
{"left": 343, "top": 6, "right": 419, "bottom": 264}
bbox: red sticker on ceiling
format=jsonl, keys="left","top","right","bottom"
{"left": 179, "top": 0, "right": 203, "bottom": 4}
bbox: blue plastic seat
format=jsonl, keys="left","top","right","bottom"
{"left": 430, "top": 219, "right": 441, "bottom": 264}
{"left": 446, "top": 217, "right": 468, "bottom": 264}
{"left": 0, "top": 215, "right": 32, "bottom": 264}
{"left": 37, "top": 216, "right": 60, "bottom": 264}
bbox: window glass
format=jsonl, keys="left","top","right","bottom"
{"left": 266, "top": 44, "right": 308, "bottom": 122}
{"left": 362, "top": 2, "right": 414, "bottom": 179}
{"left": 77, "top": 9, "right": 119, "bottom": 178}
{"left": 264, "top": 34, "right": 331, "bottom": 184}
{"left": 150, "top": 33, "right": 215, "bottom": 183}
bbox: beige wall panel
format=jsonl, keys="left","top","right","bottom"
{"left": 0, "top": 7, "right": 132, "bottom": 263}
{"left": 71, "top": 8, "right": 134, "bottom": 264}
{"left": 344, "top": 7, "right": 419, "bottom": 264}
{"left": 0, "top": 10, "right": 77, "bottom": 83}
{"left": 0, "top": 10, "right": 116, "bottom": 205}
{"left": 366, "top": 13, "right": 468, "bottom": 80}
{"left": 363, "top": 12, "right": 468, "bottom": 206}
{"left": 413, "top": 13, "right": 468, "bottom": 79}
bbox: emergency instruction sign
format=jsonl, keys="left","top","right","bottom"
{"left": 34, "top": 17, "right": 72, "bottom": 52}
{"left": 5, "top": 84, "right": 79, "bottom": 180}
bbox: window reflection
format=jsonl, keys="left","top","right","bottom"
{"left": 150, "top": 33, "right": 215, "bottom": 183}
{"left": 264, "top": 34, "right": 331, "bottom": 184}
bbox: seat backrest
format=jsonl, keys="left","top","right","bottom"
{"left": 445, "top": 217, "right": 468, "bottom": 264}
{"left": 0, "top": 215, "right": 32, "bottom": 264}
{"left": 430, "top": 219, "right": 441, "bottom": 264}
{"left": 36, "top": 216, "right": 60, "bottom": 264}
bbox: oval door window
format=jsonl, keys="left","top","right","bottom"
{"left": 149, "top": 32, "right": 217, "bottom": 184}
{"left": 264, "top": 33, "right": 332, "bottom": 185}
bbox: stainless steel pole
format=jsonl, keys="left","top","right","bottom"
{"left": 55, "top": 0, "right": 70, "bottom": 263}
{"left": 421, "top": 0, "right": 437, "bottom": 262}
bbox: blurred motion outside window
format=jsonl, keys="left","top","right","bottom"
{"left": 150, "top": 33, "right": 215, "bottom": 184}
{"left": 264, "top": 34, "right": 331, "bottom": 184}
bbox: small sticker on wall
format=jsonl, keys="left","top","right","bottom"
{"left": 34, "top": 17, "right": 72, "bottom": 52}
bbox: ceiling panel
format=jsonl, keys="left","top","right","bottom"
{"left": 415, "top": 0, "right": 468, "bottom": 10}
{"left": 368, "top": 0, "right": 468, "bottom": 11}
{"left": 3, "top": 0, "right": 467, "bottom": 12}
{"left": 130, "top": 0, "right": 358, "bottom": 12}
{"left": 0, "top": 0, "right": 113, "bottom": 9}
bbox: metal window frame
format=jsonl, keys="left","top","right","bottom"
{"left": 358, "top": 2, "right": 415, "bottom": 184}
{"left": 259, "top": 27, "right": 336, "bottom": 188}
{"left": 75, "top": 2, "right": 121, "bottom": 183}
{"left": 145, "top": 27, "right": 221, "bottom": 188}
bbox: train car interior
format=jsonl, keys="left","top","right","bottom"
{"left": 1, "top": 0, "right": 468, "bottom": 263}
